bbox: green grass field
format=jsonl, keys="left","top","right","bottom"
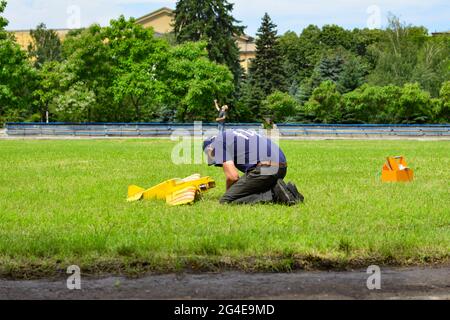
{"left": 0, "top": 139, "right": 449, "bottom": 278}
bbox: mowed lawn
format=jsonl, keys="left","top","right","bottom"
{"left": 0, "top": 139, "right": 449, "bottom": 277}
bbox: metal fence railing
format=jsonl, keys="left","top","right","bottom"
{"left": 5, "top": 122, "right": 450, "bottom": 138}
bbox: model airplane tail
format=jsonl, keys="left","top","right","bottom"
{"left": 127, "top": 174, "right": 216, "bottom": 206}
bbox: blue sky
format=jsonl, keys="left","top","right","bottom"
{"left": 4, "top": 0, "right": 449, "bottom": 35}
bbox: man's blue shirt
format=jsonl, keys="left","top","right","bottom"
{"left": 213, "top": 129, "right": 287, "bottom": 173}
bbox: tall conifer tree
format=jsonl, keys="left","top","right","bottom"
{"left": 245, "top": 13, "right": 286, "bottom": 117}
{"left": 250, "top": 13, "right": 286, "bottom": 95}
{"left": 174, "top": 0, "right": 244, "bottom": 85}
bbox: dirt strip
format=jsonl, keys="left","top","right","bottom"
{"left": 1, "top": 266, "right": 449, "bottom": 300}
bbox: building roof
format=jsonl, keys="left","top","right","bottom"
{"left": 136, "top": 7, "right": 254, "bottom": 41}
{"left": 432, "top": 30, "right": 450, "bottom": 36}
{"left": 136, "top": 7, "right": 174, "bottom": 25}
{"left": 7, "top": 28, "right": 72, "bottom": 33}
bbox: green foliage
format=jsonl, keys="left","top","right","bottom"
{"left": 434, "top": 81, "right": 450, "bottom": 122}
{"left": 2, "top": 4, "right": 448, "bottom": 125}
{"left": 262, "top": 91, "right": 298, "bottom": 122}
{"left": 411, "top": 36, "right": 450, "bottom": 97}
{"left": 250, "top": 13, "right": 286, "bottom": 95}
{"left": 236, "top": 74, "right": 263, "bottom": 121}
{"left": 244, "top": 13, "right": 286, "bottom": 118}
{"left": 104, "top": 16, "right": 170, "bottom": 121}
{"left": 53, "top": 82, "right": 96, "bottom": 122}
{"left": 174, "top": 0, "right": 244, "bottom": 84}
{"left": 32, "top": 61, "right": 72, "bottom": 121}
{"left": 248, "top": 14, "right": 448, "bottom": 124}
{"left": 369, "top": 15, "right": 448, "bottom": 98}
{"left": 0, "top": 1, "right": 36, "bottom": 124}
{"left": 166, "top": 42, "right": 234, "bottom": 121}
{"left": 278, "top": 24, "right": 380, "bottom": 87}
{"left": 397, "top": 83, "right": 432, "bottom": 123}
{"left": 303, "top": 81, "right": 342, "bottom": 123}
{"left": 0, "top": 0, "right": 7, "bottom": 36}
{"left": 342, "top": 84, "right": 401, "bottom": 124}
{"left": 61, "top": 24, "right": 115, "bottom": 121}
{"left": 319, "top": 25, "right": 353, "bottom": 50}
{"left": 28, "top": 23, "right": 62, "bottom": 68}
{"left": 342, "top": 83, "right": 435, "bottom": 124}
{"left": 28, "top": 16, "right": 234, "bottom": 123}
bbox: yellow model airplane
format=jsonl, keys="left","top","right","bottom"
{"left": 127, "top": 174, "right": 216, "bottom": 206}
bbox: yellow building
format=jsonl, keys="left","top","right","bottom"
{"left": 10, "top": 29, "right": 70, "bottom": 50}
{"left": 432, "top": 31, "right": 450, "bottom": 36}
{"left": 10, "top": 7, "right": 256, "bottom": 70}
{"left": 135, "top": 7, "right": 256, "bottom": 70}
{"left": 136, "top": 8, "right": 256, "bottom": 70}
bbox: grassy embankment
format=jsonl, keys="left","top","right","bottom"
{"left": 0, "top": 139, "right": 448, "bottom": 278}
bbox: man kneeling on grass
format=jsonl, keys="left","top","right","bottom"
{"left": 203, "top": 129, "right": 304, "bottom": 205}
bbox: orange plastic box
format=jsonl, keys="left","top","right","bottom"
{"left": 382, "top": 156, "right": 414, "bottom": 183}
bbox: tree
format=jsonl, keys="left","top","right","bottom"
{"left": 262, "top": 91, "right": 298, "bottom": 123}
{"left": 303, "top": 81, "right": 342, "bottom": 123}
{"left": 0, "top": 0, "right": 36, "bottom": 124}
{"left": 342, "top": 84, "right": 401, "bottom": 124}
{"left": 53, "top": 82, "right": 96, "bottom": 122}
{"left": 411, "top": 35, "right": 450, "bottom": 97}
{"left": 174, "top": 0, "right": 244, "bottom": 85}
{"left": 40, "top": 16, "right": 235, "bottom": 123}
{"left": 296, "top": 25, "right": 324, "bottom": 79}
{"left": 28, "top": 23, "right": 62, "bottom": 68}
{"left": 237, "top": 74, "right": 264, "bottom": 122}
{"left": 279, "top": 31, "right": 302, "bottom": 85}
{"left": 435, "top": 81, "right": 450, "bottom": 122}
{"left": 342, "top": 83, "right": 433, "bottom": 124}
{"left": 309, "top": 49, "right": 368, "bottom": 94}
{"left": 337, "top": 54, "right": 368, "bottom": 93}
{"left": 60, "top": 24, "right": 116, "bottom": 121}
{"left": 103, "top": 16, "right": 170, "bottom": 121}
{"left": 33, "top": 61, "right": 70, "bottom": 122}
{"left": 369, "top": 15, "right": 427, "bottom": 87}
{"left": 165, "top": 41, "right": 234, "bottom": 122}
{"left": 311, "top": 52, "right": 345, "bottom": 87}
{"left": 245, "top": 13, "right": 286, "bottom": 117}
{"left": 397, "top": 83, "right": 432, "bottom": 123}
{"left": 0, "top": 0, "right": 7, "bottom": 37}
{"left": 319, "top": 25, "right": 353, "bottom": 50}
{"left": 251, "top": 13, "right": 286, "bottom": 95}
{"left": 351, "top": 28, "right": 384, "bottom": 67}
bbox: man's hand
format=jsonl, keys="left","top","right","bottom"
{"left": 214, "top": 99, "right": 220, "bottom": 112}
{"left": 223, "top": 161, "right": 239, "bottom": 190}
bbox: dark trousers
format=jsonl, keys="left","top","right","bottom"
{"left": 220, "top": 166, "right": 287, "bottom": 204}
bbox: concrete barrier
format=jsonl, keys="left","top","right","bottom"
{"left": 5, "top": 123, "right": 450, "bottom": 138}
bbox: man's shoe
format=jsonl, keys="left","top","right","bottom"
{"left": 273, "top": 179, "right": 297, "bottom": 205}
{"left": 287, "top": 182, "right": 305, "bottom": 203}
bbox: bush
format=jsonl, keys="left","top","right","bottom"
{"left": 52, "top": 82, "right": 96, "bottom": 122}
{"left": 396, "top": 83, "right": 432, "bottom": 123}
{"left": 261, "top": 91, "right": 298, "bottom": 123}
{"left": 435, "top": 81, "right": 450, "bottom": 123}
{"left": 302, "top": 81, "right": 342, "bottom": 123}
{"left": 342, "top": 84, "right": 401, "bottom": 124}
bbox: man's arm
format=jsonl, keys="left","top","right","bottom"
{"left": 223, "top": 161, "right": 240, "bottom": 190}
{"left": 214, "top": 99, "right": 221, "bottom": 112}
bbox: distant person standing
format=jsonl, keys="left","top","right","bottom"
{"left": 214, "top": 99, "right": 229, "bottom": 133}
